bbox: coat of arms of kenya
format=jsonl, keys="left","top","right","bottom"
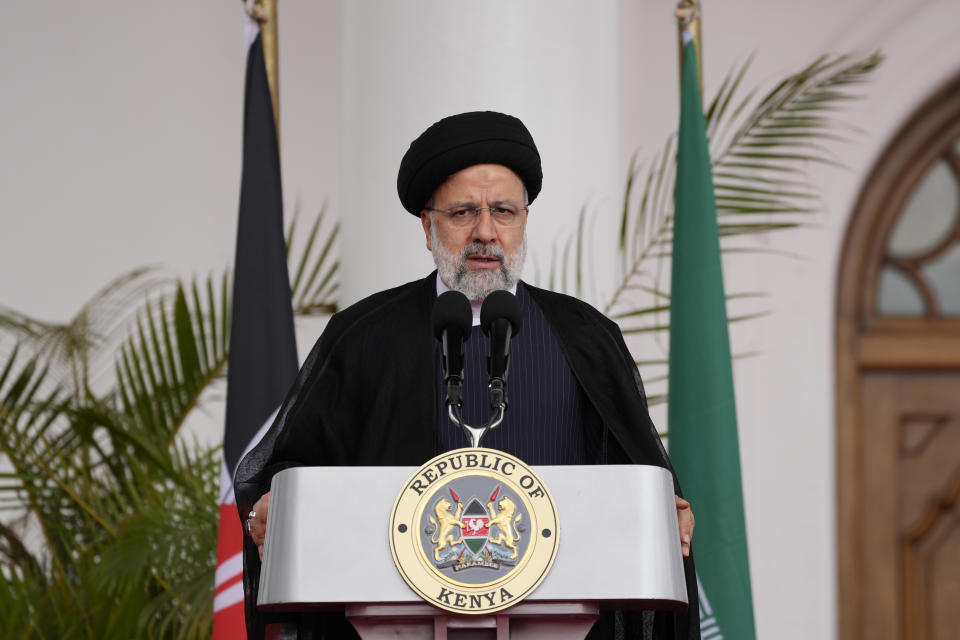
{"left": 427, "top": 485, "right": 523, "bottom": 569}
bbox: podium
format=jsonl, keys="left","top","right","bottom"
{"left": 258, "top": 464, "right": 687, "bottom": 640}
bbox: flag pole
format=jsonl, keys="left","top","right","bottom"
{"left": 675, "top": 0, "right": 703, "bottom": 96}
{"left": 249, "top": 0, "right": 280, "bottom": 136}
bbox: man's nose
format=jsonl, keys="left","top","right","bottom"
{"left": 471, "top": 209, "right": 498, "bottom": 243}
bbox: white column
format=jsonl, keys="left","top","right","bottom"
{"left": 339, "top": 0, "right": 622, "bottom": 306}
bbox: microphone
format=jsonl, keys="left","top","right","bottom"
{"left": 480, "top": 290, "right": 522, "bottom": 410}
{"left": 431, "top": 289, "right": 473, "bottom": 390}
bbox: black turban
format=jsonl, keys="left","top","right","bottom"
{"left": 397, "top": 111, "right": 542, "bottom": 215}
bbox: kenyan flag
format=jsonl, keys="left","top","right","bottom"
{"left": 461, "top": 498, "right": 489, "bottom": 556}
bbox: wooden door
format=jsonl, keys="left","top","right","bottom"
{"left": 837, "top": 76, "right": 960, "bottom": 639}
{"left": 858, "top": 372, "right": 960, "bottom": 640}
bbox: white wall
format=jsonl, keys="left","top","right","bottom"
{"left": 2, "top": 2, "right": 960, "bottom": 638}
{"left": 0, "top": 2, "right": 337, "bottom": 323}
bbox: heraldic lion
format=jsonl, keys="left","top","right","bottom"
{"left": 486, "top": 496, "right": 522, "bottom": 559}
{"left": 429, "top": 497, "right": 464, "bottom": 562}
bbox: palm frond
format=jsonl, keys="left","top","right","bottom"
{"left": 0, "top": 566, "right": 35, "bottom": 640}
{"left": 98, "top": 442, "right": 218, "bottom": 639}
{"left": 0, "top": 342, "right": 220, "bottom": 638}
{"left": 0, "top": 197, "right": 341, "bottom": 637}
{"left": 287, "top": 203, "right": 340, "bottom": 315}
{"left": 0, "top": 267, "right": 169, "bottom": 397}
{"left": 114, "top": 276, "right": 231, "bottom": 445}
{"left": 0, "top": 347, "right": 66, "bottom": 555}
{"left": 606, "top": 51, "right": 881, "bottom": 318}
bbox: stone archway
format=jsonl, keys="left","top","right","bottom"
{"left": 836, "top": 75, "right": 960, "bottom": 640}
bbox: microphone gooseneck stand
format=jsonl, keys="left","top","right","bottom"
{"left": 432, "top": 289, "right": 523, "bottom": 448}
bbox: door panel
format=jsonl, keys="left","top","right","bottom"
{"left": 859, "top": 372, "right": 960, "bottom": 640}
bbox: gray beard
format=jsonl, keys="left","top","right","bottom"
{"left": 430, "top": 225, "right": 527, "bottom": 301}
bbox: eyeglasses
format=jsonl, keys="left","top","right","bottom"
{"left": 426, "top": 204, "right": 528, "bottom": 228}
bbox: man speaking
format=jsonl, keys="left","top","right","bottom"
{"left": 236, "top": 111, "right": 699, "bottom": 639}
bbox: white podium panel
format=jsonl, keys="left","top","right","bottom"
{"left": 258, "top": 464, "right": 687, "bottom": 610}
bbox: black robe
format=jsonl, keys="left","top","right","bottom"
{"left": 234, "top": 272, "right": 700, "bottom": 639}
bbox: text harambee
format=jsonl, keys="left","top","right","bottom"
{"left": 406, "top": 451, "right": 546, "bottom": 499}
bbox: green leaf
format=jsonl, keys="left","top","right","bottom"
{"left": 288, "top": 205, "right": 340, "bottom": 314}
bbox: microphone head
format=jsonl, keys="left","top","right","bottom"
{"left": 432, "top": 290, "right": 473, "bottom": 341}
{"left": 480, "top": 290, "right": 522, "bottom": 337}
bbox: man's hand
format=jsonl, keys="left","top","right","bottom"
{"left": 676, "top": 495, "right": 694, "bottom": 557}
{"left": 247, "top": 492, "right": 270, "bottom": 560}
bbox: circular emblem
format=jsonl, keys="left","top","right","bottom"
{"left": 389, "top": 448, "right": 559, "bottom": 614}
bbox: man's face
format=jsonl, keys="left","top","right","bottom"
{"left": 420, "top": 164, "right": 528, "bottom": 301}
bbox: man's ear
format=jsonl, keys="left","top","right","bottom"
{"left": 420, "top": 211, "right": 433, "bottom": 251}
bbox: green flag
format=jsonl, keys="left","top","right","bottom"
{"left": 668, "top": 33, "right": 757, "bottom": 639}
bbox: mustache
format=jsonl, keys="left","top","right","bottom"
{"left": 460, "top": 242, "right": 505, "bottom": 260}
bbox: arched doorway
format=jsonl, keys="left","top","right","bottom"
{"left": 837, "top": 75, "right": 960, "bottom": 640}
